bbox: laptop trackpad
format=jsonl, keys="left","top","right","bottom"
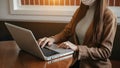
{"left": 46, "top": 44, "right": 73, "bottom": 53}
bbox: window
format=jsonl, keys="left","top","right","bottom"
{"left": 10, "top": 0, "right": 81, "bottom": 22}
{"left": 20, "top": 0, "right": 120, "bottom": 6}
{"left": 10, "top": 0, "right": 80, "bottom": 16}
{"left": 108, "top": 0, "right": 120, "bottom": 22}
{"left": 9, "top": 0, "right": 120, "bottom": 22}
{"left": 109, "top": 0, "right": 120, "bottom": 6}
{"left": 21, "top": 0, "right": 80, "bottom": 6}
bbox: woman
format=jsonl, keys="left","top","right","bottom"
{"left": 38, "top": 0, "right": 117, "bottom": 68}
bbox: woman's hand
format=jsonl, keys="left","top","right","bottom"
{"left": 38, "top": 37, "right": 55, "bottom": 48}
{"left": 58, "top": 41, "right": 78, "bottom": 51}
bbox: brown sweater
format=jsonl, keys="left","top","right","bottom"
{"left": 53, "top": 7, "right": 117, "bottom": 68}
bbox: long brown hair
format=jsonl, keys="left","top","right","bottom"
{"left": 72, "top": 0, "right": 109, "bottom": 44}
{"left": 93, "top": 0, "right": 108, "bottom": 43}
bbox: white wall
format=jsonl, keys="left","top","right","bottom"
{"left": 109, "top": 7, "right": 120, "bottom": 23}
{"left": 0, "top": 0, "right": 120, "bottom": 23}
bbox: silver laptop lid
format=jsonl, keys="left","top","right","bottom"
{"left": 5, "top": 22, "right": 46, "bottom": 60}
{"left": 5, "top": 22, "right": 74, "bottom": 61}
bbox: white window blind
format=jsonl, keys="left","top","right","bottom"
{"left": 20, "top": 0, "right": 120, "bottom": 6}
{"left": 21, "top": 0, "right": 80, "bottom": 6}
{"left": 9, "top": 0, "right": 120, "bottom": 23}
{"left": 109, "top": 0, "right": 120, "bottom": 6}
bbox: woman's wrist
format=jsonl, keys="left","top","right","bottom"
{"left": 49, "top": 36, "right": 56, "bottom": 43}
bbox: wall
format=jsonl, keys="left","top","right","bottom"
{"left": 0, "top": 0, "right": 74, "bottom": 23}
{"left": 0, "top": 21, "right": 67, "bottom": 41}
{"left": 0, "top": 0, "right": 120, "bottom": 23}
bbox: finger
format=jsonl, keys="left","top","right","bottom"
{"left": 38, "top": 38, "right": 43, "bottom": 45}
{"left": 57, "top": 43, "right": 64, "bottom": 48}
{"left": 58, "top": 43, "right": 67, "bottom": 49}
{"left": 48, "top": 41, "right": 53, "bottom": 46}
{"left": 65, "top": 45, "right": 70, "bottom": 49}
{"left": 63, "top": 42, "right": 70, "bottom": 49}
{"left": 41, "top": 38, "right": 49, "bottom": 48}
{"left": 61, "top": 45, "right": 67, "bottom": 49}
{"left": 63, "top": 44, "right": 69, "bottom": 49}
{"left": 38, "top": 39, "right": 41, "bottom": 44}
{"left": 38, "top": 37, "right": 46, "bottom": 45}
{"left": 62, "top": 45, "right": 69, "bottom": 49}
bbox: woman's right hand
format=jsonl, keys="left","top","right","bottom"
{"left": 38, "top": 37, "right": 55, "bottom": 48}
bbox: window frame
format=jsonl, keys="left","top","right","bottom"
{"left": 109, "top": 6, "right": 120, "bottom": 22}
{"left": 10, "top": 0, "right": 79, "bottom": 16}
{"left": 9, "top": 0, "right": 120, "bottom": 23}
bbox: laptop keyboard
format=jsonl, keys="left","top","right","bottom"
{"left": 41, "top": 47, "right": 59, "bottom": 57}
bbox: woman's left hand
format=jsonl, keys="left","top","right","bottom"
{"left": 58, "top": 41, "right": 78, "bottom": 51}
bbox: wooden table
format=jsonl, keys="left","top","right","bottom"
{"left": 0, "top": 41, "right": 72, "bottom": 68}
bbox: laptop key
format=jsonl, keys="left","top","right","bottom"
{"left": 41, "top": 47, "right": 59, "bottom": 57}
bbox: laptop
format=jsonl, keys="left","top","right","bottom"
{"left": 5, "top": 22, "right": 73, "bottom": 61}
